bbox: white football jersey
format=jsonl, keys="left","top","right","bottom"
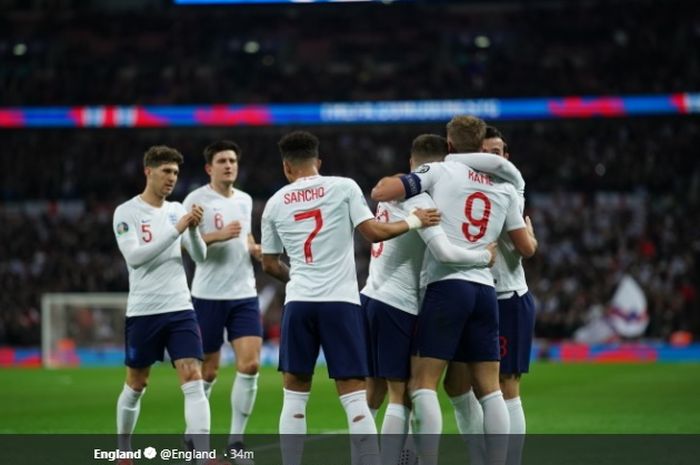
{"left": 183, "top": 185, "right": 257, "bottom": 300}
{"left": 409, "top": 161, "right": 525, "bottom": 286}
{"left": 361, "top": 194, "right": 442, "bottom": 315}
{"left": 492, "top": 191, "right": 529, "bottom": 296}
{"left": 443, "top": 153, "right": 529, "bottom": 296}
{"left": 113, "top": 196, "right": 206, "bottom": 317}
{"left": 262, "top": 175, "right": 374, "bottom": 305}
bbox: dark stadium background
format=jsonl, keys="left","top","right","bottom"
{"left": 0, "top": 0, "right": 698, "bottom": 376}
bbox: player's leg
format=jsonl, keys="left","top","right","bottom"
{"left": 463, "top": 285, "right": 511, "bottom": 465}
{"left": 227, "top": 297, "right": 263, "bottom": 449}
{"left": 278, "top": 302, "right": 320, "bottom": 465}
{"left": 320, "top": 302, "right": 379, "bottom": 465}
{"left": 168, "top": 310, "right": 210, "bottom": 461}
{"left": 192, "top": 297, "right": 228, "bottom": 398}
{"left": 498, "top": 292, "right": 536, "bottom": 465}
{"left": 444, "top": 362, "right": 484, "bottom": 434}
{"left": 362, "top": 294, "right": 386, "bottom": 419}
{"left": 368, "top": 297, "right": 416, "bottom": 465}
{"left": 118, "top": 314, "right": 163, "bottom": 452}
{"left": 379, "top": 378, "right": 411, "bottom": 465}
{"left": 117, "top": 366, "right": 150, "bottom": 453}
{"left": 444, "top": 362, "right": 486, "bottom": 465}
{"left": 366, "top": 377, "right": 387, "bottom": 418}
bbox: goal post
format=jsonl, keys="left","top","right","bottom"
{"left": 41, "top": 293, "right": 128, "bottom": 368}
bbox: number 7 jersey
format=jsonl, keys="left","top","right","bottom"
{"left": 261, "top": 175, "right": 374, "bottom": 305}
{"left": 408, "top": 160, "right": 525, "bottom": 287}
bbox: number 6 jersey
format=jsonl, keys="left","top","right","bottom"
{"left": 261, "top": 175, "right": 374, "bottom": 305}
{"left": 403, "top": 160, "right": 525, "bottom": 287}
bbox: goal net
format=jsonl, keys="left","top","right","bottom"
{"left": 41, "top": 293, "right": 128, "bottom": 368}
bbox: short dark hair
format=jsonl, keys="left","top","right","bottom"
{"left": 278, "top": 131, "right": 319, "bottom": 161}
{"left": 143, "top": 145, "right": 184, "bottom": 168}
{"left": 203, "top": 140, "right": 241, "bottom": 164}
{"left": 484, "top": 125, "right": 503, "bottom": 140}
{"left": 484, "top": 125, "right": 509, "bottom": 153}
{"left": 411, "top": 134, "right": 447, "bottom": 162}
{"left": 446, "top": 115, "right": 487, "bottom": 152}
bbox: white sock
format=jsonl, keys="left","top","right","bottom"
{"left": 505, "top": 397, "right": 525, "bottom": 434}
{"left": 340, "top": 390, "right": 380, "bottom": 465}
{"left": 202, "top": 379, "right": 216, "bottom": 399}
{"left": 505, "top": 397, "right": 526, "bottom": 465}
{"left": 181, "top": 380, "right": 211, "bottom": 464}
{"left": 480, "top": 391, "right": 510, "bottom": 465}
{"left": 411, "top": 389, "right": 441, "bottom": 465}
{"left": 380, "top": 403, "right": 409, "bottom": 465}
{"left": 451, "top": 389, "right": 486, "bottom": 465}
{"left": 450, "top": 389, "right": 484, "bottom": 434}
{"left": 116, "top": 384, "right": 144, "bottom": 451}
{"left": 279, "top": 389, "right": 309, "bottom": 465}
{"left": 229, "top": 372, "right": 259, "bottom": 444}
{"left": 370, "top": 408, "right": 379, "bottom": 420}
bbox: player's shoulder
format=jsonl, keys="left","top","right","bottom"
{"left": 164, "top": 199, "right": 186, "bottom": 214}
{"left": 401, "top": 192, "right": 435, "bottom": 211}
{"left": 325, "top": 175, "right": 357, "bottom": 187}
{"left": 233, "top": 188, "right": 253, "bottom": 203}
{"left": 113, "top": 196, "right": 139, "bottom": 217}
{"left": 184, "top": 184, "right": 209, "bottom": 202}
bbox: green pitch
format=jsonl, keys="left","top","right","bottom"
{"left": 1, "top": 363, "right": 699, "bottom": 434}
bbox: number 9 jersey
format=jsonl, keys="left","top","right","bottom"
{"left": 261, "top": 175, "right": 374, "bottom": 305}
{"left": 403, "top": 161, "right": 525, "bottom": 287}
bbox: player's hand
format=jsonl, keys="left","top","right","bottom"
{"left": 249, "top": 243, "right": 262, "bottom": 262}
{"left": 176, "top": 212, "right": 196, "bottom": 233}
{"left": 486, "top": 242, "right": 498, "bottom": 267}
{"left": 525, "top": 215, "right": 535, "bottom": 238}
{"left": 413, "top": 208, "right": 441, "bottom": 227}
{"left": 190, "top": 204, "right": 204, "bottom": 228}
{"left": 219, "top": 220, "right": 242, "bottom": 240}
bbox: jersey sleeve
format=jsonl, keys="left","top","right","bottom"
{"left": 424, "top": 233, "right": 492, "bottom": 267}
{"left": 177, "top": 203, "right": 206, "bottom": 262}
{"left": 346, "top": 179, "right": 375, "bottom": 227}
{"left": 402, "top": 193, "right": 442, "bottom": 243}
{"left": 261, "top": 197, "right": 284, "bottom": 254}
{"left": 398, "top": 162, "right": 444, "bottom": 198}
{"left": 447, "top": 153, "right": 525, "bottom": 193}
{"left": 113, "top": 204, "right": 180, "bottom": 269}
{"left": 504, "top": 187, "right": 527, "bottom": 231}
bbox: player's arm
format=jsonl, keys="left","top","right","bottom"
{"left": 202, "top": 221, "right": 242, "bottom": 245}
{"left": 371, "top": 163, "right": 442, "bottom": 202}
{"left": 447, "top": 152, "right": 525, "bottom": 191}
{"left": 424, "top": 232, "right": 495, "bottom": 267}
{"left": 356, "top": 208, "right": 441, "bottom": 243}
{"left": 180, "top": 204, "right": 207, "bottom": 262}
{"left": 261, "top": 254, "right": 290, "bottom": 283}
{"left": 371, "top": 175, "right": 406, "bottom": 202}
{"left": 248, "top": 233, "right": 262, "bottom": 262}
{"left": 260, "top": 199, "right": 286, "bottom": 279}
{"left": 114, "top": 208, "right": 193, "bottom": 269}
{"left": 406, "top": 196, "right": 493, "bottom": 267}
{"left": 504, "top": 194, "right": 537, "bottom": 258}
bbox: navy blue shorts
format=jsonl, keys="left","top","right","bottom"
{"left": 414, "top": 280, "right": 499, "bottom": 363}
{"left": 279, "top": 301, "right": 369, "bottom": 379}
{"left": 361, "top": 294, "right": 417, "bottom": 380}
{"left": 498, "top": 292, "right": 536, "bottom": 375}
{"left": 192, "top": 297, "right": 262, "bottom": 354}
{"left": 124, "top": 310, "right": 203, "bottom": 368}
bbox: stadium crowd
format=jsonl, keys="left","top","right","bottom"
{"left": 1, "top": 0, "right": 698, "bottom": 348}
{"left": 1, "top": 118, "right": 698, "bottom": 346}
{"left": 1, "top": 0, "right": 699, "bottom": 105}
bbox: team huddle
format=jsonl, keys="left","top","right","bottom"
{"left": 112, "top": 115, "right": 538, "bottom": 465}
